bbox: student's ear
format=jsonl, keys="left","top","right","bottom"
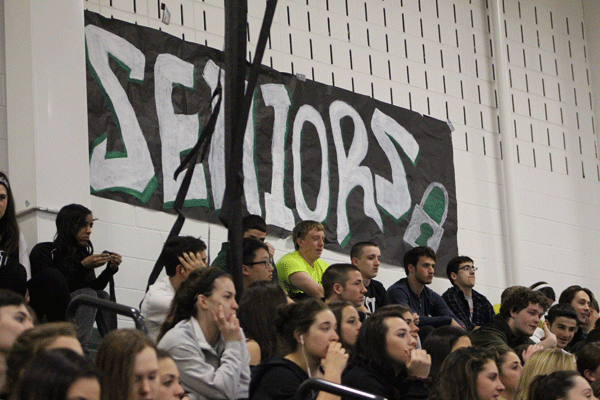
{"left": 584, "top": 370, "right": 597, "bottom": 382}
{"left": 242, "top": 265, "right": 250, "bottom": 277}
{"left": 407, "top": 264, "right": 415, "bottom": 275}
{"left": 175, "top": 264, "right": 185, "bottom": 277}
{"left": 351, "top": 257, "right": 359, "bottom": 266}
{"left": 332, "top": 282, "right": 343, "bottom": 295}
{"left": 509, "top": 308, "right": 517, "bottom": 319}
{"left": 450, "top": 272, "right": 457, "bottom": 282}
{"left": 293, "top": 330, "right": 303, "bottom": 345}
{"left": 196, "top": 293, "right": 209, "bottom": 310}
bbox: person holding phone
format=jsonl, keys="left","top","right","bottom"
{"left": 29, "top": 204, "right": 122, "bottom": 352}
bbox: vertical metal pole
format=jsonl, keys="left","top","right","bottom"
{"left": 490, "top": 0, "right": 521, "bottom": 286}
{"left": 223, "top": 0, "right": 247, "bottom": 299}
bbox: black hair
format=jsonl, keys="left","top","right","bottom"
{"left": 11, "top": 348, "right": 99, "bottom": 400}
{"left": 528, "top": 371, "right": 581, "bottom": 400}
{"left": 242, "top": 237, "right": 269, "bottom": 265}
{"left": 585, "top": 328, "right": 600, "bottom": 345}
{"left": 52, "top": 204, "right": 94, "bottom": 277}
{"left": 347, "top": 311, "right": 409, "bottom": 382}
{"left": 402, "top": 246, "right": 436, "bottom": 275}
{"left": 445, "top": 256, "right": 474, "bottom": 285}
{"left": 238, "top": 281, "right": 288, "bottom": 359}
{"left": 0, "top": 172, "right": 19, "bottom": 255}
{"left": 242, "top": 215, "right": 267, "bottom": 233}
{"left": 422, "top": 325, "right": 471, "bottom": 380}
{"left": 321, "top": 263, "right": 360, "bottom": 300}
{"left": 54, "top": 204, "right": 93, "bottom": 252}
{"left": 546, "top": 303, "right": 578, "bottom": 324}
{"left": 530, "top": 282, "right": 556, "bottom": 303}
{"left": 162, "top": 236, "right": 207, "bottom": 277}
{"left": 275, "top": 298, "right": 329, "bottom": 354}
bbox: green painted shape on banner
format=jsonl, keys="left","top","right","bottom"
{"left": 415, "top": 223, "right": 434, "bottom": 247}
{"left": 422, "top": 186, "right": 445, "bottom": 224}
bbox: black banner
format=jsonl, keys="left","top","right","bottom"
{"left": 85, "top": 11, "right": 458, "bottom": 271}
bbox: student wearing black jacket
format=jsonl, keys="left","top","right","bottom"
{"left": 29, "top": 204, "right": 121, "bottom": 351}
{"left": 342, "top": 310, "right": 431, "bottom": 400}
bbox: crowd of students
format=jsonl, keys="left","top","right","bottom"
{"left": 0, "top": 168, "right": 600, "bottom": 400}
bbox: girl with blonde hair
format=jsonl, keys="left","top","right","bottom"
{"left": 514, "top": 348, "right": 576, "bottom": 400}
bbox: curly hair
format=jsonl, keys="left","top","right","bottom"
{"left": 499, "top": 286, "right": 550, "bottom": 320}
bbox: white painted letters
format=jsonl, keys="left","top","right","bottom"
{"left": 371, "top": 108, "right": 420, "bottom": 221}
{"left": 155, "top": 53, "right": 208, "bottom": 207}
{"left": 292, "top": 105, "right": 330, "bottom": 223}
{"left": 262, "top": 84, "right": 295, "bottom": 230}
{"left": 86, "top": 25, "right": 156, "bottom": 202}
{"left": 330, "top": 101, "right": 383, "bottom": 246}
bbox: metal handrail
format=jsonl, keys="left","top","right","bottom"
{"left": 294, "top": 378, "right": 387, "bottom": 400}
{"left": 66, "top": 294, "right": 147, "bottom": 334}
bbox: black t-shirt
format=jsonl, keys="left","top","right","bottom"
{"left": 250, "top": 358, "right": 313, "bottom": 400}
{"left": 342, "top": 364, "right": 429, "bottom": 400}
{"left": 363, "top": 279, "right": 389, "bottom": 313}
{"left": 0, "top": 250, "right": 26, "bottom": 296}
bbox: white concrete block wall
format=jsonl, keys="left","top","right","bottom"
{"left": 4, "top": 0, "right": 600, "bottom": 326}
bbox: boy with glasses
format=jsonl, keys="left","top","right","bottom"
{"left": 442, "top": 255, "right": 494, "bottom": 331}
{"left": 241, "top": 237, "right": 275, "bottom": 293}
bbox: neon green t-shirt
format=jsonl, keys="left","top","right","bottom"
{"left": 276, "top": 251, "right": 328, "bottom": 296}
